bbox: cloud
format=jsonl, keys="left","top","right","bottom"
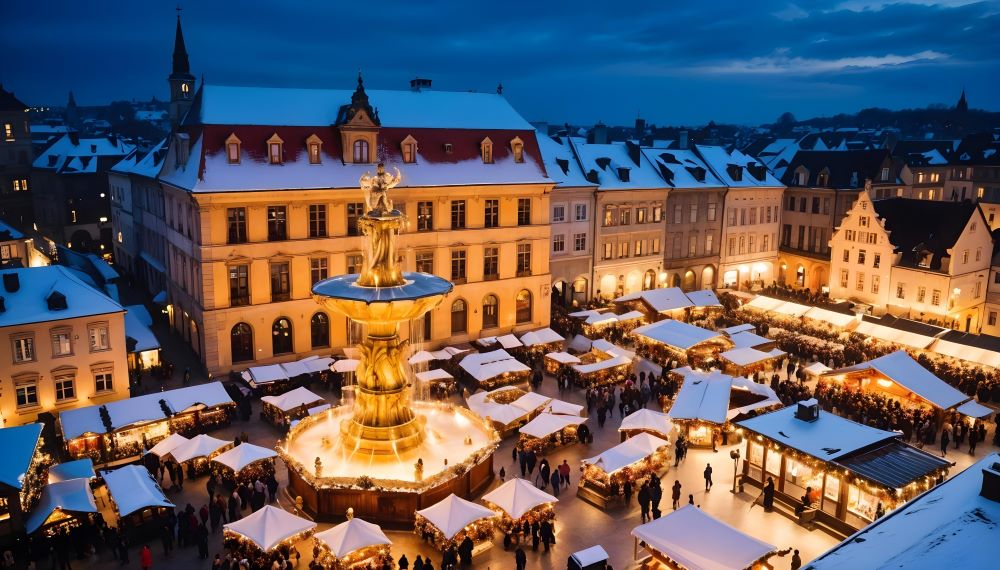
{"left": 835, "top": 0, "right": 986, "bottom": 11}
{"left": 685, "top": 49, "right": 949, "bottom": 75}
{"left": 774, "top": 3, "right": 810, "bottom": 19}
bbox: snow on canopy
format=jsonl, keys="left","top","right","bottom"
{"left": 477, "top": 334, "right": 523, "bottom": 349}
{"left": 224, "top": 505, "right": 317, "bottom": 551}
{"left": 545, "top": 351, "right": 581, "bottom": 365}
{"left": 667, "top": 369, "right": 735, "bottom": 425}
{"left": 170, "top": 434, "right": 231, "bottom": 463}
{"left": 743, "top": 295, "right": 810, "bottom": 317}
{"left": 103, "top": 465, "right": 173, "bottom": 517}
{"left": 719, "top": 347, "right": 786, "bottom": 367}
{"left": 823, "top": 350, "right": 968, "bottom": 410}
{"left": 332, "top": 359, "right": 360, "bottom": 373}
{"left": 544, "top": 399, "right": 585, "bottom": 416}
{"left": 685, "top": 289, "right": 721, "bottom": 307}
{"left": 518, "top": 412, "right": 586, "bottom": 439}
{"left": 519, "top": 327, "right": 565, "bottom": 347}
{"left": 572, "top": 354, "right": 633, "bottom": 375}
{"left": 727, "top": 377, "right": 783, "bottom": 420}
{"left": 482, "top": 478, "right": 558, "bottom": 519}
{"left": 721, "top": 324, "right": 755, "bottom": 335}
{"left": 408, "top": 346, "right": 468, "bottom": 365}
{"left": 571, "top": 545, "right": 609, "bottom": 567}
{"left": 459, "top": 349, "right": 530, "bottom": 382}
{"left": 736, "top": 404, "right": 898, "bottom": 461}
{"left": 619, "top": 409, "right": 674, "bottom": 438}
{"left": 583, "top": 432, "right": 670, "bottom": 474}
{"left": 242, "top": 364, "right": 289, "bottom": 385}
{"left": 314, "top": 518, "right": 391, "bottom": 559}
{"left": 854, "top": 316, "right": 945, "bottom": 349}
{"left": 415, "top": 368, "right": 454, "bottom": 382}
{"left": 148, "top": 433, "right": 190, "bottom": 458}
{"left": 416, "top": 494, "right": 497, "bottom": 540}
{"left": 260, "top": 387, "right": 326, "bottom": 412}
{"left": 47, "top": 458, "right": 95, "bottom": 484}
{"left": 124, "top": 305, "right": 160, "bottom": 353}
{"left": 955, "top": 399, "right": 993, "bottom": 419}
{"left": 0, "top": 423, "right": 43, "bottom": 490}
{"left": 803, "top": 306, "right": 858, "bottom": 328}
{"left": 631, "top": 505, "right": 776, "bottom": 570}
{"left": 632, "top": 320, "right": 724, "bottom": 351}
{"left": 802, "top": 362, "right": 832, "bottom": 376}
{"left": 726, "top": 331, "right": 772, "bottom": 350}
{"left": 212, "top": 443, "right": 277, "bottom": 473}
{"left": 26, "top": 478, "right": 97, "bottom": 533}
{"left": 616, "top": 287, "right": 693, "bottom": 312}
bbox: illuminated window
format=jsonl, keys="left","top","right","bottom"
{"left": 15, "top": 378, "right": 38, "bottom": 408}
{"left": 51, "top": 329, "right": 72, "bottom": 356}
{"left": 226, "top": 134, "right": 241, "bottom": 164}
{"left": 511, "top": 137, "right": 524, "bottom": 163}
{"left": 515, "top": 289, "right": 532, "bottom": 323}
{"left": 3, "top": 123, "right": 12, "bottom": 140}
{"left": 931, "top": 289, "right": 941, "bottom": 306}
{"left": 12, "top": 335, "right": 35, "bottom": 363}
{"left": 181, "top": 83, "right": 190, "bottom": 94}
{"left": 94, "top": 369, "right": 113, "bottom": 393}
{"left": 88, "top": 323, "right": 110, "bottom": 351}
{"left": 353, "top": 139, "right": 369, "bottom": 163}
{"left": 267, "top": 134, "right": 284, "bottom": 164}
{"left": 451, "top": 299, "right": 467, "bottom": 334}
{"left": 480, "top": 138, "right": 493, "bottom": 164}
{"left": 417, "top": 201, "right": 433, "bottom": 231}
{"left": 482, "top": 295, "right": 499, "bottom": 329}
{"left": 401, "top": 137, "right": 417, "bottom": 164}
{"left": 309, "top": 141, "right": 321, "bottom": 164}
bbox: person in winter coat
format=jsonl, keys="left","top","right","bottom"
{"left": 140, "top": 545, "right": 153, "bottom": 570}
{"left": 550, "top": 471, "right": 561, "bottom": 497}
{"left": 671, "top": 480, "right": 682, "bottom": 510}
{"left": 704, "top": 464, "right": 713, "bottom": 491}
{"left": 638, "top": 482, "right": 652, "bottom": 522}
{"left": 763, "top": 477, "right": 775, "bottom": 511}
{"left": 940, "top": 428, "right": 950, "bottom": 457}
{"left": 538, "top": 459, "right": 551, "bottom": 489}
{"left": 514, "top": 547, "right": 527, "bottom": 570}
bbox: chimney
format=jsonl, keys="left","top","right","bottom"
{"left": 2, "top": 272, "right": 19, "bottom": 293}
{"left": 175, "top": 133, "right": 190, "bottom": 167}
{"left": 68, "top": 131, "right": 80, "bottom": 146}
{"left": 591, "top": 122, "right": 608, "bottom": 145}
{"left": 981, "top": 462, "right": 1000, "bottom": 502}
{"left": 678, "top": 130, "right": 689, "bottom": 150}
{"left": 410, "top": 78, "right": 432, "bottom": 92}
{"left": 795, "top": 398, "right": 820, "bottom": 422}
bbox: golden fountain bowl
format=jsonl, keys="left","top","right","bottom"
{"left": 311, "top": 272, "right": 454, "bottom": 324}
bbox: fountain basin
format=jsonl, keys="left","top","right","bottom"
{"left": 312, "top": 272, "right": 453, "bottom": 322}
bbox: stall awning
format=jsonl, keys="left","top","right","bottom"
{"left": 727, "top": 377, "right": 783, "bottom": 420}
{"left": 482, "top": 478, "right": 558, "bottom": 519}
{"left": 544, "top": 399, "right": 585, "bottom": 417}
{"left": 855, "top": 315, "right": 946, "bottom": 349}
{"left": 631, "top": 505, "right": 777, "bottom": 570}
{"left": 212, "top": 443, "right": 277, "bottom": 473}
{"left": 931, "top": 333, "right": 1000, "bottom": 369}
{"left": 26, "top": 478, "right": 97, "bottom": 533}
{"left": 572, "top": 354, "right": 632, "bottom": 375}
{"left": 170, "top": 434, "right": 230, "bottom": 463}
{"left": 147, "top": 433, "right": 189, "bottom": 458}
{"left": 722, "top": 324, "right": 755, "bottom": 335}
{"left": 545, "top": 351, "right": 581, "bottom": 365}
{"left": 803, "top": 306, "right": 859, "bottom": 328}
{"left": 584, "top": 432, "right": 669, "bottom": 474}
{"left": 743, "top": 295, "right": 811, "bottom": 317}
{"left": 519, "top": 327, "right": 565, "bottom": 347}
{"left": 823, "top": 350, "right": 968, "bottom": 410}
{"left": 835, "top": 439, "right": 951, "bottom": 489}
{"left": 686, "top": 289, "right": 721, "bottom": 308}
{"left": 103, "top": 465, "right": 173, "bottom": 517}
{"left": 243, "top": 364, "right": 289, "bottom": 385}
{"left": 332, "top": 358, "right": 359, "bottom": 373}
{"left": 592, "top": 339, "right": 636, "bottom": 359}
{"left": 619, "top": 409, "right": 673, "bottom": 437}
{"left": 802, "top": 362, "right": 832, "bottom": 376}
{"left": 415, "top": 369, "right": 454, "bottom": 382}
{"left": 224, "top": 505, "right": 316, "bottom": 552}
{"left": 668, "top": 369, "right": 734, "bottom": 425}
{"left": 719, "top": 347, "right": 786, "bottom": 367}
{"left": 519, "top": 413, "right": 586, "bottom": 439}
{"left": 511, "top": 391, "right": 551, "bottom": 413}
{"left": 632, "top": 320, "right": 725, "bottom": 351}
{"left": 47, "top": 458, "right": 95, "bottom": 484}
{"left": 260, "top": 387, "right": 326, "bottom": 412}
{"left": 955, "top": 399, "right": 993, "bottom": 419}
{"left": 415, "top": 494, "right": 497, "bottom": 541}
{"left": 314, "top": 518, "right": 391, "bottom": 559}
{"left": 727, "top": 331, "right": 772, "bottom": 350}
{"left": 0, "top": 423, "right": 42, "bottom": 490}
{"left": 459, "top": 349, "right": 531, "bottom": 382}
{"left": 615, "top": 287, "right": 693, "bottom": 312}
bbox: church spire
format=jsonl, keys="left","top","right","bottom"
{"left": 172, "top": 13, "right": 191, "bottom": 77}
{"left": 168, "top": 9, "right": 196, "bottom": 130}
{"left": 956, "top": 88, "right": 968, "bottom": 113}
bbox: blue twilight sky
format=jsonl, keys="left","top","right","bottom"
{"left": 2, "top": 0, "right": 998, "bottom": 126}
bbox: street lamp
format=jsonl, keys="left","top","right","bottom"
{"left": 730, "top": 449, "right": 741, "bottom": 494}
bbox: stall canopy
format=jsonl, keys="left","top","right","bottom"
{"left": 409, "top": 346, "right": 469, "bottom": 365}
{"left": 242, "top": 364, "right": 289, "bottom": 385}
{"left": 802, "top": 362, "right": 832, "bottom": 377}
{"left": 632, "top": 320, "right": 724, "bottom": 351}
{"left": 743, "top": 295, "right": 811, "bottom": 317}
{"left": 478, "top": 334, "right": 523, "bottom": 349}
{"left": 592, "top": 339, "right": 636, "bottom": 359}
{"left": 719, "top": 347, "right": 786, "bottom": 367}
{"left": 544, "top": 399, "right": 585, "bottom": 416}
{"left": 572, "top": 354, "right": 633, "bottom": 375}
{"left": 721, "top": 324, "right": 755, "bottom": 335}
{"left": 567, "top": 335, "right": 595, "bottom": 353}
{"left": 415, "top": 369, "right": 454, "bottom": 382}
{"left": 511, "top": 391, "right": 551, "bottom": 413}
{"left": 727, "top": 331, "right": 772, "bottom": 350}
{"left": 686, "top": 289, "right": 721, "bottom": 308}
{"left": 224, "top": 505, "right": 316, "bottom": 551}
{"left": 148, "top": 433, "right": 189, "bottom": 458}
{"left": 482, "top": 478, "right": 558, "bottom": 519}
{"left": 212, "top": 443, "right": 277, "bottom": 473}
{"left": 47, "top": 459, "right": 95, "bottom": 484}
{"left": 313, "top": 518, "right": 391, "bottom": 559}
{"left": 59, "top": 382, "right": 235, "bottom": 440}
{"left": 415, "top": 494, "right": 497, "bottom": 540}
{"left": 1, "top": 423, "right": 43, "bottom": 490}
{"left": 260, "top": 387, "right": 326, "bottom": 412}
{"left": 170, "top": 434, "right": 230, "bottom": 463}
{"left": 668, "top": 369, "right": 735, "bottom": 425}
{"left": 103, "top": 465, "right": 173, "bottom": 516}
{"left": 619, "top": 409, "right": 674, "bottom": 438}
{"left": 124, "top": 305, "right": 160, "bottom": 353}
{"left": 631, "top": 505, "right": 777, "bottom": 570}
{"left": 822, "top": 350, "right": 969, "bottom": 410}
{"left": 520, "top": 327, "right": 565, "bottom": 347}
{"left": 332, "top": 359, "right": 360, "bottom": 373}
{"left": 727, "top": 377, "right": 782, "bottom": 419}
{"left": 955, "top": 399, "right": 993, "bottom": 419}
{"left": 546, "top": 352, "right": 581, "bottom": 365}
{"left": 584, "top": 432, "right": 669, "bottom": 474}
{"left": 459, "top": 349, "right": 531, "bottom": 382}
{"left": 408, "top": 350, "right": 436, "bottom": 365}
{"left": 854, "top": 315, "right": 946, "bottom": 350}
{"left": 519, "top": 413, "right": 586, "bottom": 439}
{"left": 931, "top": 331, "right": 1000, "bottom": 369}
{"left": 803, "top": 306, "right": 859, "bottom": 329}
{"left": 25, "top": 478, "right": 97, "bottom": 533}
{"left": 571, "top": 546, "right": 609, "bottom": 568}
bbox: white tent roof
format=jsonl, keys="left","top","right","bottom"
{"left": 631, "top": 505, "right": 776, "bottom": 570}
{"left": 212, "top": 443, "right": 277, "bottom": 473}
{"left": 519, "top": 412, "right": 586, "bottom": 439}
{"left": 727, "top": 331, "right": 772, "bottom": 349}
{"left": 544, "top": 399, "right": 585, "bottom": 416}
{"left": 333, "top": 358, "right": 360, "bottom": 372}
{"left": 616, "top": 287, "right": 693, "bottom": 312}
{"left": 632, "top": 320, "right": 724, "bottom": 351}
{"left": 47, "top": 459, "right": 95, "bottom": 484}
{"left": 722, "top": 324, "right": 755, "bottom": 335}
{"left": 497, "top": 334, "right": 523, "bottom": 349}
{"left": 802, "top": 362, "right": 832, "bottom": 376}
{"left": 408, "top": 350, "right": 436, "bottom": 365}
{"left": 261, "top": 387, "right": 326, "bottom": 412}
{"left": 482, "top": 478, "right": 558, "bottom": 519}
{"left": 619, "top": 409, "right": 674, "bottom": 436}
{"left": 224, "top": 505, "right": 317, "bottom": 551}
{"left": 804, "top": 306, "right": 858, "bottom": 328}
{"left": 26, "top": 478, "right": 97, "bottom": 533}
{"left": 103, "top": 465, "right": 173, "bottom": 516}
{"left": 415, "top": 368, "right": 454, "bottom": 382}
{"left": 719, "top": 347, "right": 786, "bottom": 367}
{"left": 459, "top": 349, "right": 530, "bottom": 382}
{"left": 0, "top": 423, "right": 42, "bottom": 490}
{"left": 686, "top": 289, "right": 721, "bottom": 308}
{"left": 727, "top": 377, "right": 783, "bottom": 420}
{"left": 955, "top": 399, "right": 993, "bottom": 419}
{"left": 244, "top": 364, "right": 289, "bottom": 384}
{"left": 571, "top": 545, "right": 609, "bottom": 566}
{"left": 545, "top": 351, "right": 581, "bottom": 365}
{"left": 511, "top": 391, "right": 552, "bottom": 413}
{"left": 744, "top": 295, "right": 810, "bottom": 317}
{"left": 824, "top": 350, "right": 968, "bottom": 410}
{"left": 567, "top": 334, "right": 594, "bottom": 353}
{"left": 668, "top": 369, "right": 734, "bottom": 425}
{"left": 572, "top": 354, "right": 633, "bottom": 375}
{"left": 592, "top": 338, "right": 636, "bottom": 359}
{"left": 148, "top": 433, "right": 189, "bottom": 458}
{"left": 301, "top": 357, "right": 335, "bottom": 374}
{"left": 519, "top": 327, "right": 565, "bottom": 347}
{"left": 278, "top": 359, "right": 312, "bottom": 378}
{"left": 854, "top": 320, "right": 940, "bottom": 349}
{"left": 415, "top": 494, "right": 496, "bottom": 540}
{"left": 314, "top": 518, "right": 391, "bottom": 559}
{"left": 584, "top": 432, "right": 669, "bottom": 474}
{"left": 170, "top": 434, "right": 230, "bottom": 463}
{"left": 931, "top": 337, "right": 1000, "bottom": 369}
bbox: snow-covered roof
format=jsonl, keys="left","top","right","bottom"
{"left": 212, "top": 443, "right": 278, "bottom": 473}
{"left": 260, "top": 386, "right": 326, "bottom": 412}
{"left": 743, "top": 295, "right": 811, "bottom": 317}
{"left": 719, "top": 347, "right": 786, "bottom": 367}
{"left": 147, "top": 433, "right": 189, "bottom": 458}
{"left": 619, "top": 409, "right": 674, "bottom": 437}
{"left": 59, "top": 382, "right": 234, "bottom": 439}
{"left": 0, "top": 423, "right": 43, "bottom": 490}
{"left": 722, "top": 324, "right": 755, "bottom": 335}
{"left": 567, "top": 334, "right": 594, "bottom": 353}
{"left": 584, "top": 432, "right": 670, "bottom": 474}
{"left": 536, "top": 133, "right": 595, "bottom": 188}
{"left": 640, "top": 148, "right": 725, "bottom": 189}
{"left": 415, "top": 494, "right": 497, "bottom": 540}
{"left": 545, "top": 351, "right": 581, "bottom": 365}
{"left": 511, "top": 391, "right": 551, "bottom": 413}
{"left": 616, "top": 287, "right": 694, "bottom": 312}
{"left": 572, "top": 354, "right": 633, "bottom": 375}
{"left": 47, "top": 458, "right": 95, "bottom": 484}
{"left": 26, "top": 478, "right": 97, "bottom": 533}
{"left": 803, "top": 306, "right": 858, "bottom": 328}
{"left": 571, "top": 545, "right": 609, "bottom": 566}
{"left": 686, "top": 289, "right": 721, "bottom": 307}
{"left": 854, "top": 319, "right": 942, "bottom": 349}
{"left": 224, "top": 505, "right": 316, "bottom": 552}
{"left": 332, "top": 358, "right": 360, "bottom": 373}
{"left": 415, "top": 368, "right": 454, "bottom": 382}
{"left": 632, "top": 320, "right": 725, "bottom": 351}
{"left": 519, "top": 327, "right": 565, "bottom": 347}
{"left": 592, "top": 339, "right": 636, "bottom": 359}
{"left": 802, "top": 362, "right": 832, "bottom": 376}
{"left": 696, "top": 145, "right": 783, "bottom": 188}
{"left": 823, "top": 350, "right": 968, "bottom": 410}
{"left": 810, "top": 453, "right": 1000, "bottom": 570}
{"left": 124, "top": 306, "right": 159, "bottom": 353}
{"left": 727, "top": 331, "right": 772, "bottom": 349}
{"left": 930, "top": 337, "right": 1000, "bottom": 369}
{"left": 459, "top": 349, "right": 531, "bottom": 382}
{"left": 571, "top": 140, "right": 667, "bottom": 190}
{"left": 955, "top": 399, "right": 993, "bottom": 419}
{"left": 736, "top": 404, "right": 899, "bottom": 461}
{"left": 519, "top": 412, "right": 586, "bottom": 439}
{"left": 0, "top": 266, "right": 124, "bottom": 327}
{"left": 314, "top": 518, "right": 391, "bottom": 559}
{"left": 482, "top": 478, "right": 558, "bottom": 519}
{"left": 32, "top": 134, "right": 134, "bottom": 174}
{"left": 0, "top": 219, "right": 25, "bottom": 240}
{"left": 103, "top": 465, "right": 173, "bottom": 517}
{"left": 544, "top": 399, "right": 585, "bottom": 416}
{"left": 242, "top": 364, "right": 289, "bottom": 384}
{"left": 170, "top": 434, "right": 230, "bottom": 463}
{"left": 668, "top": 369, "right": 735, "bottom": 425}
{"left": 727, "top": 376, "right": 783, "bottom": 420}
{"left": 631, "top": 505, "right": 776, "bottom": 570}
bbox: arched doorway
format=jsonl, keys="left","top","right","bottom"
{"left": 231, "top": 323, "right": 254, "bottom": 363}
{"left": 643, "top": 270, "right": 656, "bottom": 291}
{"left": 701, "top": 266, "right": 715, "bottom": 289}
{"left": 311, "top": 312, "right": 330, "bottom": 348}
{"left": 682, "top": 270, "right": 696, "bottom": 291}
{"left": 796, "top": 265, "right": 806, "bottom": 288}
{"left": 451, "top": 299, "right": 468, "bottom": 334}
{"left": 572, "top": 277, "right": 588, "bottom": 306}
{"left": 625, "top": 270, "right": 642, "bottom": 294}
{"left": 516, "top": 290, "right": 533, "bottom": 324}
{"left": 598, "top": 274, "right": 616, "bottom": 300}
{"left": 482, "top": 295, "right": 499, "bottom": 329}
{"left": 189, "top": 320, "right": 200, "bottom": 355}
{"left": 552, "top": 281, "right": 568, "bottom": 306}
{"left": 778, "top": 263, "right": 787, "bottom": 286}
{"left": 272, "top": 317, "right": 293, "bottom": 355}
{"left": 670, "top": 273, "right": 681, "bottom": 288}
{"left": 723, "top": 270, "right": 738, "bottom": 289}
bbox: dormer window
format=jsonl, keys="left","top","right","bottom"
{"left": 267, "top": 134, "right": 284, "bottom": 165}
{"left": 727, "top": 165, "right": 742, "bottom": 182}
{"left": 444, "top": 143, "right": 453, "bottom": 154}
{"left": 401, "top": 135, "right": 417, "bottom": 164}
{"left": 481, "top": 138, "right": 494, "bottom": 164}
{"left": 225, "top": 134, "right": 241, "bottom": 164}
{"left": 306, "top": 134, "right": 322, "bottom": 165}
{"left": 511, "top": 137, "right": 524, "bottom": 163}
{"left": 881, "top": 167, "right": 890, "bottom": 181}
{"left": 817, "top": 171, "right": 829, "bottom": 187}
{"left": 617, "top": 167, "right": 630, "bottom": 182}
{"left": 353, "top": 139, "right": 370, "bottom": 163}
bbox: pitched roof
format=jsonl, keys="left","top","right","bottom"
{"left": 871, "top": 197, "right": 979, "bottom": 270}
{"left": 0, "top": 265, "right": 124, "bottom": 327}
{"left": 0, "top": 85, "right": 28, "bottom": 112}
{"left": 33, "top": 134, "right": 134, "bottom": 174}
{"left": 694, "top": 145, "right": 782, "bottom": 188}
{"left": 570, "top": 140, "right": 666, "bottom": 190}
{"left": 781, "top": 149, "right": 890, "bottom": 188}
{"left": 536, "top": 134, "right": 594, "bottom": 188}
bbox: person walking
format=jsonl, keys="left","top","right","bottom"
{"left": 514, "top": 547, "right": 526, "bottom": 570}
{"left": 538, "top": 459, "right": 551, "bottom": 489}
{"left": 550, "top": 471, "right": 561, "bottom": 497}
{"left": 558, "top": 460, "right": 571, "bottom": 487}
{"left": 649, "top": 480, "right": 662, "bottom": 518}
{"left": 763, "top": 476, "right": 775, "bottom": 511}
{"left": 140, "top": 545, "right": 153, "bottom": 570}
{"left": 623, "top": 479, "right": 633, "bottom": 505}
{"left": 704, "top": 464, "right": 713, "bottom": 492}
{"left": 940, "top": 428, "right": 950, "bottom": 457}
{"left": 671, "top": 480, "right": 682, "bottom": 510}
{"left": 790, "top": 549, "right": 802, "bottom": 570}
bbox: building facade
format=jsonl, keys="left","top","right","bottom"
{"left": 0, "top": 86, "right": 34, "bottom": 230}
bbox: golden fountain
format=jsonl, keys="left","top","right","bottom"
{"left": 279, "top": 164, "right": 498, "bottom": 524}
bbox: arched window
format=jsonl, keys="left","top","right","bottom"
{"left": 515, "top": 289, "right": 532, "bottom": 324}
{"left": 231, "top": 323, "right": 254, "bottom": 363}
{"left": 353, "top": 140, "right": 369, "bottom": 163}
{"left": 310, "top": 312, "right": 330, "bottom": 348}
{"left": 272, "top": 317, "right": 293, "bottom": 355}
{"left": 451, "top": 299, "right": 467, "bottom": 334}
{"left": 482, "top": 295, "right": 499, "bottom": 329}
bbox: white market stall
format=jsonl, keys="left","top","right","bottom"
{"left": 579, "top": 432, "right": 670, "bottom": 509}
{"left": 260, "top": 386, "right": 327, "bottom": 426}
{"left": 619, "top": 408, "right": 674, "bottom": 440}
{"left": 170, "top": 434, "right": 231, "bottom": 475}
{"left": 212, "top": 443, "right": 278, "bottom": 484}
{"left": 459, "top": 349, "right": 531, "bottom": 390}
{"left": 147, "top": 433, "right": 189, "bottom": 458}
{"left": 414, "top": 368, "right": 456, "bottom": 399}
{"left": 667, "top": 368, "right": 781, "bottom": 448}
{"left": 631, "top": 319, "right": 731, "bottom": 367}
{"left": 718, "top": 346, "right": 786, "bottom": 376}
{"left": 224, "top": 505, "right": 317, "bottom": 554}
{"left": 25, "top": 478, "right": 97, "bottom": 535}
{"left": 481, "top": 478, "right": 558, "bottom": 532}
{"left": 544, "top": 351, "right": 582, "bottom": 374}
{"left": 519, "top": 327, "right": 566, "bottom": 351}
{"left": 414, "top": 493, "right": 497, "bottom": 551}
{"left": 518, "top": 412, "right": 586, "bottom": 454}
{"left": 46, "top": 459, "right": 96, "bottom": 484}
{"left": 103, "top": 465, "right": 174, "bottom": 534}
{"left": 313, "top": 517, "right": 393, "bottom": 569}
